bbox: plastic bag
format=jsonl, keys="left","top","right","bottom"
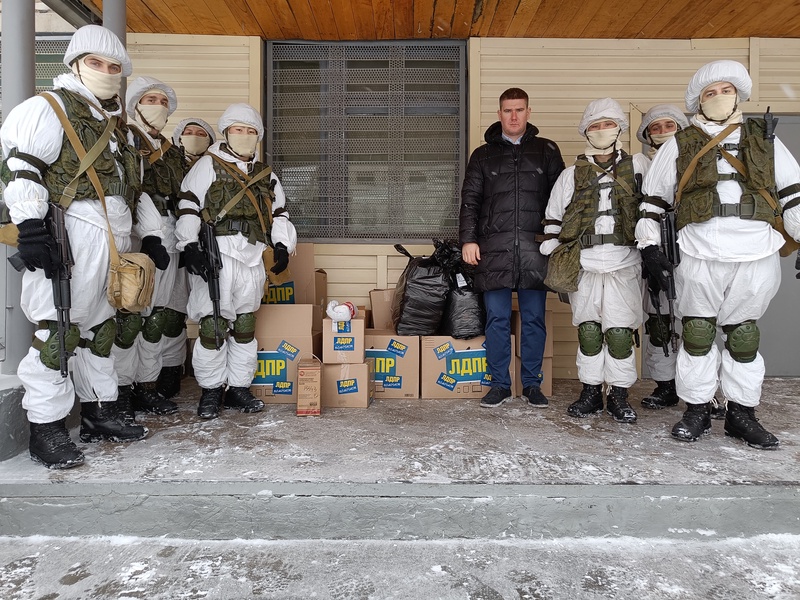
{"left": 432, "top": 239, "right": 485, "bottom": 339}
{"left": 391, "top": 244, "right": 449, "bottom": 336}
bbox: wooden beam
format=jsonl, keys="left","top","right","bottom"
{"left": 265, "top": 0, "right": 304, "bottom": 39}
{"left": 474, "top": 0, "right": 501, "bottom": 37}
{"left": 487, "top": 0, "right": 522, "bottom": 37}
{"left": 351, "top": 0, "right": 377, "bottom": 39}
{"left": 541, "top": 0, "right": 598, "bottom": 38}
{"left": 307, "top": 0, "right": 342, "bottom": 40}
{"left": 139, "top": 0, "right": 190, "bottom": 34}
{"left": 328, "top": 0, "right": 359, "bottom": 40}
{"left": 393, "top": 0, "right": 415, "bottom": 39}
{"left": 243, "top": 0, "right": 284, "bottom": 39}
{"left": 431, "top": 0, "right": 457, "bottom": 38}
{"left": 285, "top": 0, "right": 322, "bottom": 40}
{"left": 413, "top": 0, "right": 436, "bottom": 37}
{"left": 449, "top": 0, "right": 475, "bottom": 39}
{"left": 126, "top": 0, "right": 164, "bottom": 33}
{"left": 371, "top": 0, "right": 395, "bottom": 39}
{"left": 523, "top": 0, "right": 564, "bottom": 37}
{"left": 504, "top": 0, "right": 543, "bottom": 38}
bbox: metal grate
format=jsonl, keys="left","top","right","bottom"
{"left": 266, "top": 41, "right": 466, "bottom": 243}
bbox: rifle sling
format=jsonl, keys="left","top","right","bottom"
{"left": 575, "top": 159, "right": 635, "bottom": 197}
{"left": 209, "top": 154, "right": 271, "bottom": 235}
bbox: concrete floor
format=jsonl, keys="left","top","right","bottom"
{"left": 1, "top": 378, "right": 799, "bottom": 599}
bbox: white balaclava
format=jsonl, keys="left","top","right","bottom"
{"left": 579, "top": 98, "right": 628, "bottom": 157}
{"left": 218, "top": 103, "right": 264, "bottom": 160}
{"left": 172, "top": 117, "right": 216, "bottom": 157}
{"left": 685, "top": 60, "right": 751, "bottom": 124}
{"left": 125, "top": 76, "right": 178, "bottom": 135}
{"left": 63, "top": 24, "right": 131, "bottom": 101}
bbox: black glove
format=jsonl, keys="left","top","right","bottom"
{"left": 140, "top": 235, "right": 170, "bottom": 271}
{"left": 270, "top": 242, "right": 289, "bottom": 275}
{"left": 16, "top": 218, "right": 60, "bottom": 279}
{"left": 183, "top": 242, "right": 210, "bottom": 282}
{"left": 641, "top": 245, "right": 672, "bottom": 292}
{"left": 795, "top": 249, "right": 800, "bottom": 279}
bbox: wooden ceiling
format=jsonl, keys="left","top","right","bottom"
{"left": 84, "top": 0, "right": 800, "bottom": 40}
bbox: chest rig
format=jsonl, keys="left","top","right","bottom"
{"left": 132, "top": 129, "right": 187, "bottom": 216}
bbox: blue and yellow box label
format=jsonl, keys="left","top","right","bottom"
{"left": 335, "top": 321, "right": 352, "bottom": 333}
{"left": 263, "top": 282, "right": 296, "bottom": 304}
{"left": 386, "top": 338, "right": 408, "bottom": 358}
{"left": 253, "top": 351, "right": 288, "bottom": 386}
{"left": 276, "top": 339, "right": 300, "bottom": 361}
{"left": 273, "top": 381, "right": 294, "bottom": 395}
{"left": 366, "top": 349, "right": 402, "bottom": 388}
{"left": 435, "top": 348, "right": 490, "bottom": 389}
{"left": 334, "top": 336, "right": 355, "bottom": 351}
{"left": 337, "top": 378, "right": 359, "bottom": 394}
{"left": 432, "top": 341, "right": 455, "bottom": 360}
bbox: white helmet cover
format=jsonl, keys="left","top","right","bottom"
{"left": 63, "top": 24, "right": 132, "bottom": 77}
{"left": 685, "top": 60, "right": 752, "bottom": 113}
{"left": 578, "top": 98, "right": 629, "bottom": 137}
{"left": 171, "top": 117, "right": 216, "bottom": 146}
{"left": 636, "top": 104, "right": 690, "bottom": 144}
{"left": 218, "top": 103, "right": 264, "bottom": 142}
{"left": 125, "top": 76, "right": 178, "bottom": 118}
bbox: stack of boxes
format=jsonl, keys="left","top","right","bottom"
{"left": 321, "top": 315, "right": 375, "bottom": 407}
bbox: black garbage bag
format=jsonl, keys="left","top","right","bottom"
{"left": 431, "top": 239, "right": 485, "bottom": 339}
{"left": 391, "top": 244, "right": 449, "bottom": 336}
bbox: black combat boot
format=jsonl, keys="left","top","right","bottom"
{"left": 79, "top": 402, "right": 149, "bottom": 443}
{"left": 157, "top": 365, "right": 183, "bottom": 400}
{"left": 223, "top": 386, "right": 265, "bottom": 413}
{"left": 671, "top": 402, "right": 711, "bottom": 442}
{"left": 641, "top": 379, "right": 679, "bottom": 409}
{"left": 29, "top": 419, "right": 84, "bottom": 469}
{"left": 133, "top": 381, "right": 179, "bottom": 415}
{"left": 198, "top": 386, "right": 225, "bottom": 419}
{"left": 724, "top": 401, "right": 779, "bottom": 450}
{"left": 567, "top": 384, "right": 603, "bottom": 417}
{"left": 116, "top": 384, "right": 136, "bottom": 425}
{"left": 606, "top": 386, "right": 637, "bottom": 423}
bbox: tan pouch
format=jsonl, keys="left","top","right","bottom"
{"left": 0, "top": 223, "right": 18, "bottom": 247}
{"left": 107, "top": 252, "right": 156, "bottom": 313}
{"left": 544, "top": 240, "right": 581, "bottom": 294}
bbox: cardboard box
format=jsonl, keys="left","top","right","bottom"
{"left": 512, "top": 309, "right": 554, "bottom": 358}
{"left": 420, "top": 336, "right": 515, "bottom": 399}
{"left": 263, "top": 242, "right": 327, "bottom": 307}
{"left": 296, "top": 357, "right": 322, "bottom": 416}
{"left": 369, "top": 289, "right": 395, "bottom": 331}
{"left": 321, "top": 359, "right": 375, "bottom": 408}
{"left": 322, "top": 316, "right": 366, "bottom": 364}
{"left": 365, "top": 331, "right": 420, "bottom": 399}
{"left": 251, "top": 304, "right": 322, "bottom": 404}
{"left": 514, "top": 356, "right": 553, "bottom": 398}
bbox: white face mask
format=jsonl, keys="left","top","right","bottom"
{"left": 227, "top": 133, "right": 258, "bottom": 159}
{"left": 181, "top": 134, "right": 211, "bottom": 156}
{"left": 649, "top": 132, "right": 675, "bottom": 147}
{"left": 586, "top": 126, "right": 620, "bottom": 151}
{"left": 72, "top": 60, "right": 122, "bottom": 100}
{"left": 700, "top": 94, "right": 737, "bottom": 122}
{"left": 136, "top": 104, "right": 169, "bottom": 134}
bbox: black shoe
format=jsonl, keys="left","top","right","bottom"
{"left": 606, "top": 386, "right": 637, "bottom": 423}
{"left": 641, "top": 380, "right": 679, "bottom": 409}
{"left": 567, "top": 384, "right": 603, "bottom": 417}
{"left": 710, "top": 396, "right": 727, "bottom": 420}
{"left": 79, "top": 402, "right": 149, "bottom": 443}
{"left": 29, "top": 419, "right": 84, "bottom": 469}
{"left": 198, "top": 386, "right": 225, "bottom": 419}
{"left": 724, "top": 401, "right": 779, "bottom": 449}
{"left": 133, "top": 381, "right": 179, "bottom": 415}
{"left": 480, "top": 386, "right": 513, "bottom": 408}
{"left": 523, "top": 385, "right": 548, "bottom": 408}
{"left": 671, "top": 402, "right": 711, "bottom": 442}
{"left": 116, "top": 384, "right": 136, "bottom": 425}
{"left": 223, "top": 386, "right": 265, "bottom": 413}
{"left": 157, "top": 365, "right": 183, "bottom": 400}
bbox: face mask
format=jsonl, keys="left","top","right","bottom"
{"left": 136, "top": 104, "right": 169, "bottom": 134}
{"left": 586, "top": 126, "right": 620, "bottom": 151}
{"left": 700, "top": 94, "right": 737, "bottom": 122}
{"left": 181, "top": 134, "right": 210, "bottom": 156}
{"left": 72, "top": 60, "right": 122, "bottom": 100}
{"left": 227, "top": 133, "right": 258, "bottom": 159}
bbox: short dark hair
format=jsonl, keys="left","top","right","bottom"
{"left": 499, "top": 88, "right": 529, "bottom": 107}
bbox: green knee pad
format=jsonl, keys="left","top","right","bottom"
{"left": 578, "top": 321, "right": 603, "bottom": 357}
{"left": 38, "top": 321, "right": 81, "bottom": 371}
{"left": 162, "top": 308, "right": 187, "bottom": 338}
{"left": 86, "top": 318, "right": 116, "bottom": 357}
{"left": 645, "top": 313, "right": 671, "bottom": 348}
{"left": 231, "top": 312, "right": 256, "bottom": 344}
{"left": 682, "top": 316, "right": 717, "bottom": 357}
{"left": 115, "top": 311, "right": 143, "bottom": 350}
{"left": 199, "top": 315, "right": 229, "bottom": 350}
{"left": 605, "top": 327, "right": 634, "bottom": 360}
{"left": 722, "top": 320, "right": 759, "bottom": 363}
{"left": 142, "top": 308, "right": 167, "bottom": 344}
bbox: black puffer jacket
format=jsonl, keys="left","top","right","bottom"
{"left": 459, "top": 122, "right": 565, "bottom": 292}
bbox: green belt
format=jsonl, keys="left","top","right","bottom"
{"left": 712, "top": 199, "right": 755, "bottom": 218}
{"left": 579, "top": 232, "right": 634, "bottom": 248}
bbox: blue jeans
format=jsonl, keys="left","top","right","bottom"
{"left": 483, "top": 288, "right": 547, "bottom": 389}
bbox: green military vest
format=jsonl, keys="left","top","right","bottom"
{"left": 132, "top": 128, "right": 187, "bottom": 216}
{"left": 41, "top": 89, "right": 140, "bottom": 214}
{"left": 204, "top": 157, "right": 276, "bottom": 245}
{"left": 559, "top": 152, "right": 639, "bottom": 247}
{"left": 674, "top": 119, "right": 776, "bottom": 230}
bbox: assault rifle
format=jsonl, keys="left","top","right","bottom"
{"left": 8, "top": 204, "right": 74, "bottom": 376}
{"left": 198, "top": 220, "right": 224, "bottom": 350}
{"left": 659, "top": 209, "right": 681, "bottom": 354}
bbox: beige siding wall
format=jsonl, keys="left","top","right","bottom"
{"left": 127, "top": 33, "right": 262, "bottom": 141}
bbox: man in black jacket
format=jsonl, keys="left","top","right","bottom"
{"left": 460, "top": 88, "right": 565, "bottom": 408}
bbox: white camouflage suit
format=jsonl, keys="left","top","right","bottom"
{"left": 637, "top": 60, "right": 800, "bottom": 408}
{"left": 175, "top": 104, "right": 297, "bottom": 390}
